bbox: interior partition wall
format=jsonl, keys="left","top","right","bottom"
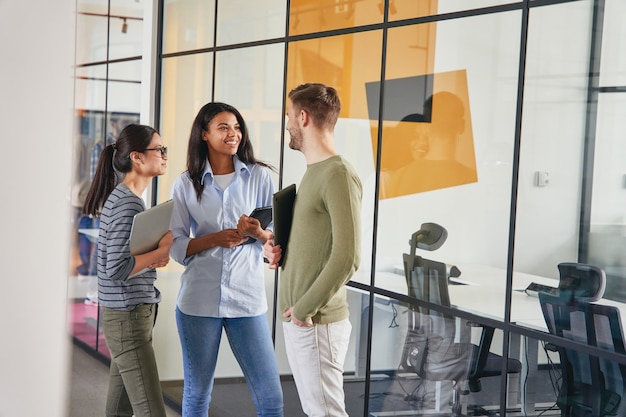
{"left": 69, "top": 0, "right": 626, "bottom": 415}
{"left": 154, "top": 0, "right": 626, "bottom": 415}
{"left": 70, "top": 0, "right": 145, "bottom": 357}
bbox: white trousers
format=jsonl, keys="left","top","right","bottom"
{"left": 283, "top": 318, "right": 352, "bottom": 417}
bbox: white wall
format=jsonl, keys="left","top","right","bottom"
{"left": 515, "top": 1, "right": 593, "bottom": 277}
{"left": 0, "top": 1, "right": 75, "bottom": 416}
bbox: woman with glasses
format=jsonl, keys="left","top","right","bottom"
{"left": 82, "top": 123, "right": 172, "bottom": 417}
{"left": 169, "top": 102, "right": 284, "bottom": 417}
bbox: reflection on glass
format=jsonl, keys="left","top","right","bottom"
{"left": 289, "top": 0, "right": 382, "bottom": 36}
{"left": 75, "top": 3, "right": 144, "bottom": 64}
{"left": 163, "top": 0, "right": 216, "bottom": 54}
{"left": 77, "top": 0, "right": 108, "bottom": 14}
{"left": 159, "top": 53, "right": 214, "bottom": 204}
{"left": 538, "top": 295, "right": 626, "bottom": 415}
{"left": 589, "top": 94, "right": 626, "bottom": 303}
{"left": 214, "top": 45, "right": 284, "bottom": 170}
{"left": 274, "top": 28, "right": 377, "bottom": 268}
{"left": 367, "top": 301, "right": 422, "bottom": 414}
{"left": 373, "top": 21, "right": 478, "bottom": 198}
{"left": 385, "top": 0, "right": 435, "bottom": 21}
{"left": 70, "top": 106, "right": 140, "bottom": 358}
{"left": 107, "top": 61, "right": 142, "bottom": 114}
{"left": 514, "top": 0, "right": 592, "bottom": 281}
{"left": 107, "top": 59, "right": 142, "bottom": 82}
{"left": 287, "top": 31, "right": 383, "bottom": 119}
{"left": 393, "top": 221, "right": 527, "bottom": 410}
{"left": 374, "top": 12, "right": 520, "bottom": 329}
{"left": 390, "top": 0, "right": 521, "bottom": 20}
{"left": 72, "top": 68, "right": 106, "bottom": 308}
{"left": 437, "top": 0, "right": 522, "bottom": 14}
{"left": 110, "top": 0, "right": 143, "bottom": 19}
{"left": 75, "top": 14, "right": 108, "bottom": 64}
{"left": 385, "top": 23, "right": 436, "bottom": 81}
{"left": 74, "top": 68, "right": 106, "bottom": 111}
{"left": 216, "top": 0, "right": 286, "bottom": 46}
{"left": 366, "top": 294, "right": 523, "bottom": 414}
{"left": 71, "top": 3, "right": 144, "bottom": 353}
{"left": 378, "top": 79, "right": 478, "bottom": 198}
{"left": 599, "top": 1, "right": 626, "bottom": 92}
{"left": 108, "top": 16, "right": 143, "bottom": 61}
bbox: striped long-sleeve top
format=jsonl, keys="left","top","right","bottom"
{"left": 96, "top": 183, "right": 161, "bottom": 310}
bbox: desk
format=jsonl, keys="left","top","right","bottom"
{"left": 360, "top": 264, "right": 626, "bottom": 329}
{"left": 78, "top": 228, "right": 99, "bottom": 242}
{"left": 350, "top": 264, "right": 626, "bottom": 415}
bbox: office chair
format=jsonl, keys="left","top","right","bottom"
{"left": 539, "top": 263, "right": 626, "bottom": 417}
{"left": 400, "top": 223, "right": 522, "bottom": 415}
{"left": 556, "top": 262, "right": 607, "bottom": 303}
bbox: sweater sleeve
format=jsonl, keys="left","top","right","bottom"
{"left": 292, "top": 164, "right": 362, "bottom": 321}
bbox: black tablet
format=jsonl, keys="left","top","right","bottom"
{"left": 250, "top": 206, "right": 272, "bottom": 229}
{"left": 241, "top": 206, "right": 273, "bottom": 245}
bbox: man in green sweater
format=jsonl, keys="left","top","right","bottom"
{"left": 264, "top": 82, "right": 362, "bottom": 417}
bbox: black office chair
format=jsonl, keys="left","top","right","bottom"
{"left": 539, "top": 263, "right": 626, "bottom": 417}
{"left": 400, "top": 223, "right": 522, "bottom": 415}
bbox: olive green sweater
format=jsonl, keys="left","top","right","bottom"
{"left": 279, "top": 155, "right": 362, "bottom": 324}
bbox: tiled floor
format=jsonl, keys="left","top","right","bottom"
{"left": 68, "top": 276, "right": 559, "bottom": 416}
{"left": 70, "top": 301, "right": 111, "bottom": 358}
{"left": 69, "top": 342, "right": 182, "bottom": 417}
{"left": 70, "top": 338, "right": 562, "bottom": 416}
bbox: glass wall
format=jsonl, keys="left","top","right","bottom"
{"left": 587, "top": 0, "right": 626, "bottom": 304}
{"left": 71, "top": 0, "right": 626, "bottom": 415}
{"left": 69, "top": 0, "right": 145, "bottom": 357}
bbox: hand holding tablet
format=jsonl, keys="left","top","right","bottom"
{"left": 241, "top": 206, "right": 272, "bottom": 245}
{"left": 249, "top": 206, "right": 272, "bottom": 229}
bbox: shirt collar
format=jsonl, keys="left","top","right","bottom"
{"left": 200, "top": 155, "right": 250, "bottom": 185}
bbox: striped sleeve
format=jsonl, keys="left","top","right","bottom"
{"left": 97, "top": 187, "right": 161, "bottom": 309}
{"left": 101, "top": 191, "right": 141, "bottom": 281}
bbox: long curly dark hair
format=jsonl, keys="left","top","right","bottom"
{"left": 186, "top": 102, "right": 275, "bottom": 201}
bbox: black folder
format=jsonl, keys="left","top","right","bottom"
{"left": 272, "top": 184, "right": 296, "bottom": 266}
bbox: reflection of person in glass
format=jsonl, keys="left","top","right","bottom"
{"left": 387, "top": 91, "right": 477, "bottom": 196}
{"left": 78, "top": 113, "right": 134, "bottom": 304}
{"left": 91, "top": 114, "right": 134, "bottom": 179}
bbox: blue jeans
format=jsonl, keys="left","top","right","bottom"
{"left": 102, "top": 304, "right": 166, "bottom": 417}
{"left": 77, "top": 215, "right": 98, "bottom": 276}
{"left": 176, "top": 308, "right": 284, "bottom": 417}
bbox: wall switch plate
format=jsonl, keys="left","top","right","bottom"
{"left": 535, "top": 171, "right": 549, "bottom": 187}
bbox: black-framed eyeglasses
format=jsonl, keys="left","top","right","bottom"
{"left": 143, "top": 146, "right": 168, "bottom": 157}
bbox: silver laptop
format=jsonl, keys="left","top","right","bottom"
{"left": 129, "top": 199, "right": 174, "bottom": 256}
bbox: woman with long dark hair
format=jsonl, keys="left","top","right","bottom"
{"left": 169, "top": 102, "right": 283, "bottom": 417}
{"left": 83, "top": 123, "right": 172, "bottom": 417}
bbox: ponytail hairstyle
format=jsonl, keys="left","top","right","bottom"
{"left": 186, "top": 102, "right": 275, "bottom": 201}
{"left": 82, "top": 124, "right": 158, "bottom": 216}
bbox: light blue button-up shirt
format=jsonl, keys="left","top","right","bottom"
{"left": 169, "top": 156, "right": 274, "bottom": 317}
